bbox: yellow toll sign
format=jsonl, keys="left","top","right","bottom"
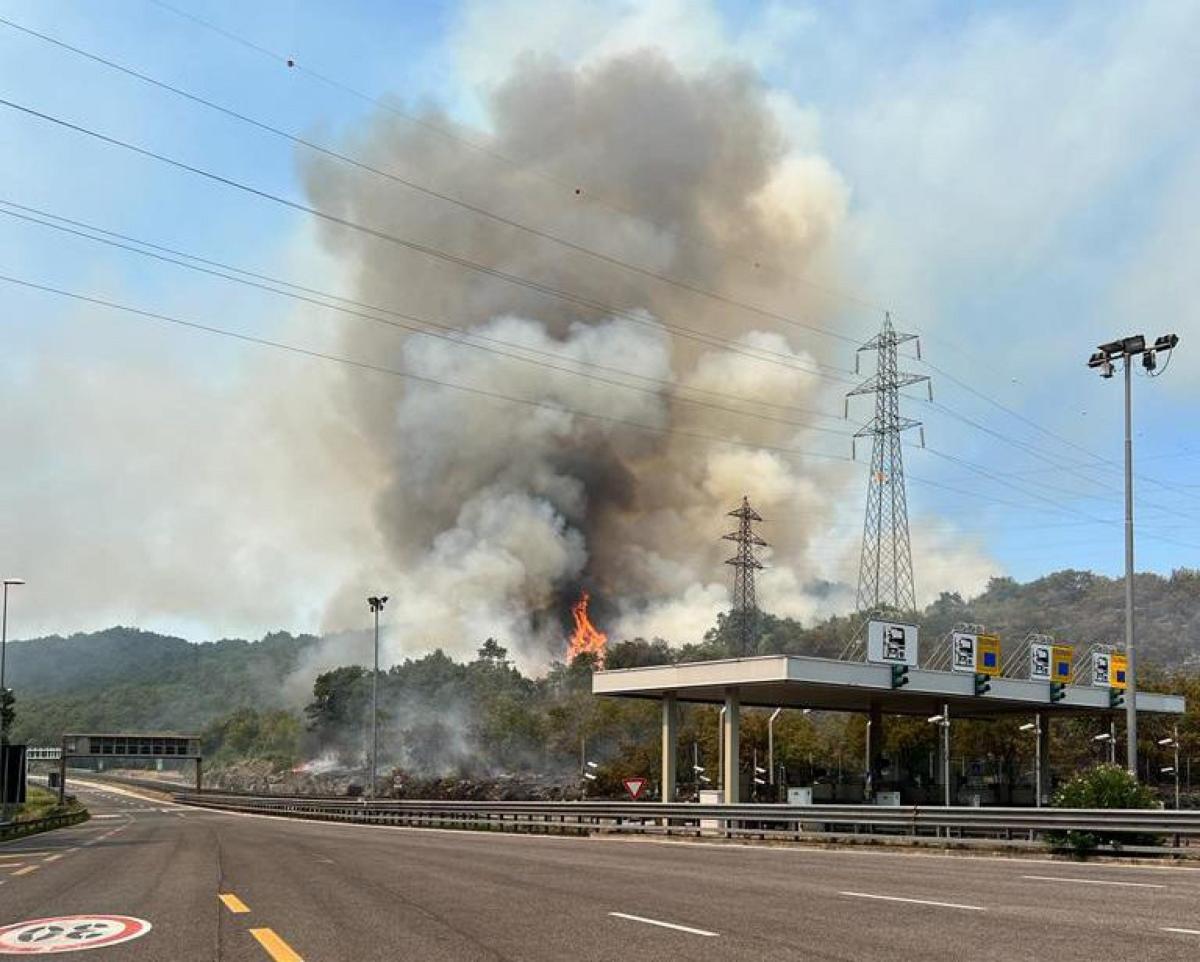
{"left": 1110, "top": 653, "right": 1128, "bottom": 690}
{"left": 976, "top": 634, "right": 1002, "bottom": 676}
{"left": 1051, "top": 645, "right": 1073, "bottom": 682}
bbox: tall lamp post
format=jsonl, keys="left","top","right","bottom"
{"left": 367, "top": 595, "right": 388, "bottom": 799}
{"left": 1087, "top": 333, "right": 1180, "bottom": 779}
{"left": 928, "top": 706, "right": 951, "bottom": 807}
{"left": 1, "top": 578, "right": 25, "bottom": 820}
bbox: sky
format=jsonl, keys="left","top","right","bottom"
{"left": 0, "top": 0, "right": 1198, "bottom": 657}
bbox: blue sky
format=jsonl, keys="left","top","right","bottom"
{"left": 1, "top": 0, "right": 1198, "bottom": 647}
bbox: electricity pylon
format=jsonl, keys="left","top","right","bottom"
{"left": 723, "top": 496, "right": 766, "bottom": 656}
{"left": 846, "top": 313, "right": 930, "bottom": 614}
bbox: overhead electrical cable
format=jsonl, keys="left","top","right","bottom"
{"left": 0, "top": 95, "right": 867, "bottom": 392}
{"left": 141, "top": 0, "right": 886, "bottom": 318}
{"left": 0, "top": 15, "right": 866, "bottom": 349}
{"left": 0, "top": 200, "right": 855, "bottom": 438}
{"left": 0, "top": 269, "right": 1121, "bottom": 525}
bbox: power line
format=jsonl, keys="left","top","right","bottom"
{"left": 0, "top": 268, "right": 1129, "bottom": 528}
{"left": 0, "top": 200, "right": 855, "bottom": 439}
{"left": 0, "top": 95, "right": 866, "bottom": 390}
{"left": 0, "top": 14, "right": 867, "bottom": 349}
{"left": 141, "top": 0, "right": 889, "bottom": 319}
{"left": 0, "top": 271, "right": 863, "bottom": 465}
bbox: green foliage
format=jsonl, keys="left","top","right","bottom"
{"left": 202, "top": 708, "right": 302, "bottom": 770}
{"left": 1048, "top": 764, "right": 1159, "bottom": 855}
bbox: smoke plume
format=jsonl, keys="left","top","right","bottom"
{"left": 297, "top": 49, "right": 868, "bottom": 665}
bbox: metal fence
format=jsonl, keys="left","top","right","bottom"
{"left": 0, "top": 810, "right": 89, "bottom": 842}
{"left": 169, "top": 791, "right": 1200, "bottom": 850}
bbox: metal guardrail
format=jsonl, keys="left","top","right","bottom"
{"left": 169, "top": 792, "right": 1200, "bottom": 846}
{"left": 0, "top": 810, "right": 89, "bottom": 842}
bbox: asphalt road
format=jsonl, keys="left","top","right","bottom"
{"left": 4, "top": 781, "right": 1200, "bottom": 960}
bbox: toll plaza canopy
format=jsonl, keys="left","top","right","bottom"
{"left": 592, "top": 654, "right": 1185, "bottom": 720}
{"left": 592, "top": 654, "right": 1185, "bottom": 805}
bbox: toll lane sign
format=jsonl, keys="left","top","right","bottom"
{"left": 1092, "top": 652, "right": 1112, "bottom": 687}
{"left": 867, "top": 620, "right": 919, "bottom": 667}
{"left": 1110, "top": 653, "right": 1128, "bottom": 690}
{"left": 1052, "top": 645, "right": 1073, "bottom": 681}
{"left": 951, "top": 632, "right": 977, "bottom": 674}
{"left": 1030, "top": 642, "right": 1051, "bottom": 680}
{"left": 975, "top": 634, "right": 1001, "bottom": 676}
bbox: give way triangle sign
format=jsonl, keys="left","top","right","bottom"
{"left": 623, "top": 777, "right": 647, "bottom": 800}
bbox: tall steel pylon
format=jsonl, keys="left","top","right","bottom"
{"left": 723, "top": 496, "right": 767, "bottom": 656}
{"left": 845, "top": 313, "right": 930, "bottom": 614}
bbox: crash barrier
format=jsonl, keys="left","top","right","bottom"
{"left": 0, "top": 810, "right": 89, "bottom": 842}
{"left": 168, "top": 792, "right": 1200, "bottom": 852}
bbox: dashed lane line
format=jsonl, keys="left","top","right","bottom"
{"left": 1022, "top": 875, "right": 1165, "bottom": 889}
{"left": 250, "top": 927, "right": 305, "bottom": 961}
{"left": 608, "top": 912, "right": 719, "bottom": 937}
{"left": 840, "top": 891, "right": 986, "bottom": 911}
{"left": 219, "top": 893, "right": 251, "bottom": 914}
{"left": 1163, "top": 928, "right": 1200, "bottom": 936}
{"left": 11, "top": 866, "right": 39, "bottom": 877}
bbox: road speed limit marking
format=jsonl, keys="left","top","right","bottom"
{"left": 0, "top": 916, "right": 152, "bottom": 954}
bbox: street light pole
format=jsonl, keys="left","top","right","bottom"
{"left": 1, "top": 578, "right": 25, "bottom": 821}
{"left": 768, "top": 708, "right": 782, "bottom": 788}
{"left": 366, "top": 595, "right": 388, "bottom": 799}
{"left": 1020, "top": 718, "right": 1042, "bottom": 808}
{"left": 1087, "top": 333, "right": 1179, "bottom": 779}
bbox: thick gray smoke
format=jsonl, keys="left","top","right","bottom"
{"left": 301, "top": 51, "right": 860, "bottom": 666}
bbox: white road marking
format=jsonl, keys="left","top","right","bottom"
{"left": 1023, "top": 875, "right": 1164, "bottom": 889}
{"left": 840, "top": 891, "right": 986, "bottom": 911}
{"left": 1163, "top": 928, "right": 1200, "bottom": 936}
{"left": 608, "top": 912, "right": 718, "bottom": 937}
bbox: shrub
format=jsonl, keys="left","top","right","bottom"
{"left": 1046, "top": 764, "right": 1158, "bottom": 856}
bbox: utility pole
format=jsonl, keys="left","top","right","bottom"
{"left": 1087, "top": 333, "right": 1180, "bottom": 778}
{"left": 1, "top": 578, "right": 25, "bottom": 821}
{"left": 367, "top": 595, "right": 388, "bottom": 799}
{"left": 723, "top": 497, "right": 766, "bottom": 656}
{"left": 846, "top": 313, "right": 930, "bottom": 614}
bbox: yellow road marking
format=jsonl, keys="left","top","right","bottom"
{"left": 12, "top": 866, "right": 39, "bottom": 877}
{"left": 218, "top": 892, "right": 251, "bottom": 914}
{"left": 0, "top": 852, "right": 50, "bottom": 859}
{"left": 249, "top": 928, "right": 304, "bottom": 962}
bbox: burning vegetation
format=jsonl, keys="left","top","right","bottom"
{"left": 568, "top": 591, "right": 607, "bottom": 665}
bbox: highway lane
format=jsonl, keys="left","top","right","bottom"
{"left": 4, "top": 782, "right": 1200, "bottom": 960}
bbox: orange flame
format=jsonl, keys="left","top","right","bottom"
{"left": 568, "top": 591, "right": 607, "bottom": 665}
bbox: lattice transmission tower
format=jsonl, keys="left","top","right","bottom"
{"left": 723, "top": 496, "right": 767, "bottom": 656}
{"left": 845, "top": 313, "right": 930, "bottom": 614}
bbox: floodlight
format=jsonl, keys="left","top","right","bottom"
{"left": 1087, "top": 351, "right": 1108, "bottom": 368}
{"left": 2, "top": 578, "right": 24, "bottom": 586}
{"left": 583, "top": 772, "right": 597, "bottom": 781}
{"left": 1154, "top": 334, "right": 1179, "bottom": 351}
{"left": 1143, "top": 351, "right": 1157, "bottom": 371}
{"left": 1121, "top": 335, "right": 1146, "bottom": 354}
{"left": 1161, "top": 767, "right": 1175, "bottom": 775}
{"left": 1098, "top": 339, "right": 1124, "bottom": 355}
{"left": 692, "top": 765, "right": 705, "bottom": 773}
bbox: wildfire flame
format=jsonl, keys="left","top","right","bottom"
{"left": 568, "top": 591, "right": 607, "bottom": 665}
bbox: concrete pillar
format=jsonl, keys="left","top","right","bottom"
{"left": 868, "top": 700, "right": 883, "bottom": 800}
{"left": 661, "top": 694, "right": 677, "bottom": 803}
{"left": 722, "top": 688, "right": 740, "bottom": 805}
{"left": 1037, "top": 714, "right": 1051, "bottom": 805}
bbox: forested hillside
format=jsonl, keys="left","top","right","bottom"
{"left": 6, "top": 569, "right": 1200, "bottom": 794}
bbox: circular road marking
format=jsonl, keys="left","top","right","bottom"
{"left": 0, "top": 916, "right": 152, "bottom": 954}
